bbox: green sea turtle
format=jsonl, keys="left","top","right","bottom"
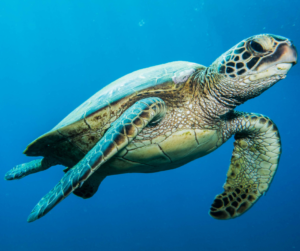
{"left": 5, "top": 34, "right": 297, "bottom": 222}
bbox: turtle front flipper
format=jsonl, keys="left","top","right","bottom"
{"left": 210, "top": 112, "right": 281, "bottom": 220}
{"left": 4, "top": 157, "right": 59, "bottom": 180}
{"left": 27, "top": 97, "right": 167, "bottom": 222}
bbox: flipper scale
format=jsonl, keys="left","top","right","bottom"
{"left": 210, "top": 112, "right": 281, "bottom": 219}
{"left": 5, "top": 158, "right": 59, "bottom": 180}
{"left": 27, "top": 97, "right": 167, "bottom": 222}
{"left": 5, "top": 160, "right": 42, "bottom": 180}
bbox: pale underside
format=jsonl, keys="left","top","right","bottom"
{"left": 101, "top": 128, "right": 220, "bottom": 175}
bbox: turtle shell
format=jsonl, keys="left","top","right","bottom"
{"left": 25, "top": 61, "right": 205, "bottom": 167}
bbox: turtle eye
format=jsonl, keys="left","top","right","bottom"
{"left": 250, "top": 41, "right": 265, "bottom": 53}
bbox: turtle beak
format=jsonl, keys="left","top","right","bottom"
{"left": 278, "top": 40, "right": 297, "bottom": 66}
{"left": 273, "top": 42, "right": 297, "bottom": 74}
{"left": 249, "top": 40, "right": 297, "bottom": 81}
{"left": 255, "top": 40, "right": 297, "bottom": 73}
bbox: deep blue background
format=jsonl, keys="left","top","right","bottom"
{"left": 1, "top": 1, "right": 299, "bottom": 250}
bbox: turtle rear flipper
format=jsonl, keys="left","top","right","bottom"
{"left": 74, "top": 173, "right": 106, "bottom": 199}
{"left": 5, "top": 157, "right": 59, "bottom": 180}
{"left": 27, "top": 97, "right": 167, "bottom": 222}
{"left": 210, "top": 112, "right": 281, "bottom": 219}
{"left": 64, "top": 165, "right": 106, "bottom": 199}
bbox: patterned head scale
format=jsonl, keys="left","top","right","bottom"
{"left": 215, "top": 34, "right": 297, "bottom": 78}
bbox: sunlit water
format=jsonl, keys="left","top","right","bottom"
{"left": 1, "top": 1, "right": 299, "bottom": 250}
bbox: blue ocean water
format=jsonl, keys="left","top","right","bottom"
{"left": 1, "top": 0, "right": 299, "bottom": 250}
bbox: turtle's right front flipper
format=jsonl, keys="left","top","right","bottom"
{"left": 27, "top": 97, "right": 167, "bottom": 222}
{"left": 5, "top": 157, "right": 59, "bottom": 180}
{"left": 210, "top": 112, "right": 281, "bottom": 220}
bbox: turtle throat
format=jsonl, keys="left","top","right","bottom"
{"left": 193, "top": 69, "right": 241, "bottom": 121}
{"left": 194, "top": 66, "right": 285, "bottom": 122}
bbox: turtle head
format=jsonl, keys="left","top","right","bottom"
{"left": 209, "top": 34, "right": 297, "bottom": 104}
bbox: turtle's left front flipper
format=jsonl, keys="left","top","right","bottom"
{"left": 27, "top": 97, "right": 166, "bottom": 222}
{"left": 210, "top": 112, "right": 281, "bottom": 220}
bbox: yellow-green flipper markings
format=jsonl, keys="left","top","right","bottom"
{"left": 210, "top": 112, "right": 281, "bottom": 219}
{"left": 5, "top": 34, "right": 297, "bottom": 223}
{"left": 27, "top": 97, "right": 166, "bottom": 222}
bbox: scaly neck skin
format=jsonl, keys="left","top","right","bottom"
{"left": 182, "top": 65, "right": 282, "bottom": 129}
{"left": 191, "top": 68, "right": 243, "bottom": 125}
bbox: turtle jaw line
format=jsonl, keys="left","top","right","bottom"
{"left": 278, "top": 74, "right": 287, "bottom": 79}
{"left": 275, "top": 62, "right": 293, "bottom": 72}
{"left": 249, "top": 63, "right": 292, "bottom": 81}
